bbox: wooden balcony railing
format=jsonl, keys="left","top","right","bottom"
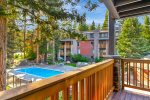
{"left": 0, "top": 59, "right": 114, "bottom": 100}
{"left": 122, "top": 58, "right": 150, "bottom": 91}
{"left": 66, "top": 45, "right": 71, "bottom": 49}
{"left": 99, "top": 44, "right": 106, "bottom": 49}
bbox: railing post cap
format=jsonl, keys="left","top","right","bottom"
{"left": 105, "top": 55, "right": 121, "bottom": 59}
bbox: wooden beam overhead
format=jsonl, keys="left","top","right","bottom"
{"left": 117, "top": 2, "right": 150, "bottom": 13}
{"left": 115, "top": 0, "right": 142, "bottom": 7}
{"left": 120, "top": 7, "right": 150, "bottom": 18}
{"left": 101, "top": 0, "right": 119, "bottom": 19}
{"left": 120, "top": 12, "right": 150, "bottom": 18}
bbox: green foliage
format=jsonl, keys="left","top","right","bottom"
{"left": 71, "top": 54, "right": 89, "bottom": 62}
{"left": 39, "top": 39, "right": 47, "bottom": 54}
{"left": 141, "top": 16, "right": 150, "bottom": 39}
{"left": 95, "top": 57, "right": 104, "bottom": 63}
{"left": 78, "top": 23, "right": 89, "bottom": 31}
{"left": 78, "top": 13, "right": 89, "bottom": 31}
{"left": 47, "top": 56, "right": 53, "bottom": 65}
{"left": 89, "top": 21, "right": 96, "bottom": 30}
{"left": 65, "top": 63, "right": 76, "bottom": 67}
{"left": 117, "top": 17, "right": 150, "bottom": 58}
{"left": 102, "top": 10, "right": 108, "bottom": 30}
{"left": 96, "top": 24, "right": 101, "bottom": 30}
{"left": 27, "top": 51, "right": 36, "bottom": 60}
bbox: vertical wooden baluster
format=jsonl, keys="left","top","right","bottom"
{"left": 79, "top": 79, "right": 84, "bottom": 100}
{"left": 90, "top": 75, "right": 93, "bottom": 100}
{"left": 90, "top": 75, "right": 92, "bottom": 100}
{"left": 72, "top": 83, "right": 78, "bottom": 100}
{"left": 140, "top": 63, "right": 144, "bottom": 88}
{"left": 54, "top": 93, "right": 59, "bottom": 100}
{"left": 107, "top": 66, "right": 109, "bottom": 92}
{"left": 62, "top": 88, "right": 70, "bottom": 100}
{"left": 111, "top": 65, "right": 113, "bottom": 90}
{"left": 92, "top": 74, "right": 95, "bottom": 100}
{"left": 50, "top": 96, "right": 54, "bottom": 100}
{"left": 143, "top": 63, "right": 144, "bottom": 88}
{"left": 99, "top": 70, "right": 103, "bottom": 100}
{"left": 85, "top": 77, "right": 89, "bottom": 100}
{"left": 95, "top": 72, "right": 99, "bottom": 100}
{"left": 148, "top": 63, "right": 149, "bottom": 88}
{"left": 129, "top": 62, "right": 131, "bottom": 86}
{"left": 88, "top": 76, "right": 91, "bottom": 100}
{"left": 106, "top": 67, "right": 108, "bottom": 95}
{"left": 121, "top": 60, "right": 124, "bottom": 90}
{"left": 135, "top": 63, "right": 137, "bottom": 87}
{"left": 127, "top": 62, "right": 129, "bottom": 85}
{"left": 102, "top": 70, "right": 104, "bottom": 100}
{"left": 103, "top": 69, "right": 105, "bottom": 99}
{"left": 133, "top": 63, "right": 135, "bottom": 86}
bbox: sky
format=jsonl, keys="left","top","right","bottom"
{"left": 74, "top": 0, "right": 107, "bottom": 26}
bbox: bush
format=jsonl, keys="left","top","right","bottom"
{"left": 71, "top": 54, "right": 89, "bottom": 62}
{"left": 14, "top": 54, "right": 19, "bottom": 59}
{"left": 95, "top": 57, "right": 104, "bottom": 63}
{"left": 47, "top": 56, "right": 53, "bottom": 65}
{"left": 27, "top": 51, "right": 36, "bottom": 60}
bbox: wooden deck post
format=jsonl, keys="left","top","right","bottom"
{"left": 108, "top": 12, "right": 115, "bottom": 55}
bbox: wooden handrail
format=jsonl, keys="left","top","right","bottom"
{"left": 122, "top": 58, "right": 150, "bottom": 63}
{"left": 0, "top": 59, "right": 114, "bottom": 100}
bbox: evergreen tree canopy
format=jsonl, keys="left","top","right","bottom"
{"left": 117, "top": 18, "right": 150, "bottom": 58}
{"left": 78, "top": 22, "right": 89, "bottom": 31}
{"left": 142, "top": 16, "right": 150, "bottom": 39}
{"left": 102, "top": 10, "right": 108, "bottom": 30}
{"left": 89, "top": 21, "right": 96, "bottom": 30}
{"left": 96, "top": 24, "right": 101, "bottom": 30}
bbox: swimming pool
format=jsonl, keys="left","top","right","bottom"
{"left": 16, "top": 67, "right": 63, "bottom": 78}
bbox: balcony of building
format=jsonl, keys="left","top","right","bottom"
{"left": 0, "top": 58, "right": 150, "bottom": 100}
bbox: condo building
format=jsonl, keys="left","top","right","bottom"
{"left": 58, "top": 30, "right": 110, "bottom": 61}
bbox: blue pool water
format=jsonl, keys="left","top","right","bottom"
{"left": 16, "top": 67, "right": 63, "bottom": 78}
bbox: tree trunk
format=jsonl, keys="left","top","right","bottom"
{"left": 52, "top": 40, "right": 55, "bottom": 63}
{"left": 0, "top": 16, "right": 7, "bottom": 90}
{"left": 23, "top": 12, "right": 27, "bottom": 58}
{"left": 36, "top": 28, "right": 40, "bottom": 64}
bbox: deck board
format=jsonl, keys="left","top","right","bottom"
{"left": 111, "top": 89, "right": 150, "bottom": 100}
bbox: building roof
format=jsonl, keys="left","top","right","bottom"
{"left": 101, "top": 0, "right": 150, "bottom": 19}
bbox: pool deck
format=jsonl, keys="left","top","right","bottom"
{"left": 7, "top": 64, "right": 77, "bottom": 88}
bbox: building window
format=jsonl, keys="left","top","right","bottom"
{"left": 90, "top": 33, "right": 94, "bottom": 38}
{"left": 99, "top": 33, "right": 108, "bottom": 38}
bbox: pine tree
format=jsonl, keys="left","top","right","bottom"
{"left": 78, "top": 23, "right": 89, "bottom": 31}
{"left": 89, "top": 21, "right": 96, "bottom": 30}
{"left": 102, "top": 10, "right": 108, "bottom": 30}
{"left": 117, "top": 18, "right": 150, "bottom": 58}
{"left": 96, "top": 24, "right": 101, "bottom": 30}
{"left": 142, "top": 16, "right": 150, "bottom": 39}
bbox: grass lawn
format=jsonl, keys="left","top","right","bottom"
{"left": 65, "top": 63, "right": 76, "bottom": 67}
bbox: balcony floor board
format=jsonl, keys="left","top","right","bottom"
{"left": 111, "top": 88, "right": 150, "bottom": 100}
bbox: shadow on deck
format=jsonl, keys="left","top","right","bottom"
{"left": 111, "top": 88, "right": 150, "bottom": 100}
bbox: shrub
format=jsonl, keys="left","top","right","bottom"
{"left": 14, "top": 54, "right": 19, "bottom": 59}
{"left": 47, "top": 56, "right": 53, "bottom": 65}
{"left": 71, "top": 54, "right": 89, "bottom": 62}
{"left": 27, "top": 51, "right": 36, "bottom": 60}
{"left": 95, "top": 57, "right": 104, "bottom": 63}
